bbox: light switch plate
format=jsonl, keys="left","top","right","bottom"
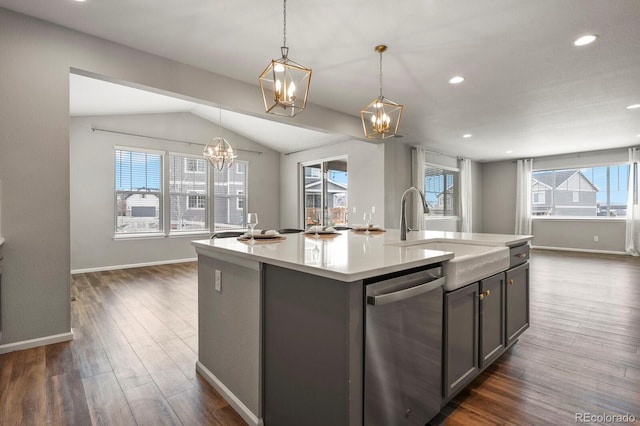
{"left": 215, "top": 269, "right": 221, "bottom": 292}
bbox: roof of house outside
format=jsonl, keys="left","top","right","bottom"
{"left": 532, "top": 170, "right": 599, "bottom": 191}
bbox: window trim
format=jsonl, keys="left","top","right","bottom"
{"left": 114, "top": 147, "right": 164, "bottom": 236}
{"left": 531, "top": 163, "right": 629, "bottom": 220}
{"left": 423, "top": 162, "right": 460, "bottom": 218}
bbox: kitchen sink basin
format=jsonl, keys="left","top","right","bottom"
{"left": 403, "top": 241, "right": 510, "bottom": 291}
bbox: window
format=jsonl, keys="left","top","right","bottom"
{"left": 533, "top": 191, "right": 545, "bottom": 204}
{"left": 213, "top": 161, "right": 248, "bottom": 230}
{"left": 115, "top": 149, "right": 163, "bottom": 234}
{"left": 424, "top": 166, "right": 459, "bottom": 216}
{"left": 531, "top": 165, "right": 629, "bottom": 217}
{"left": 301, "top": 158, "right": 348, "bottom": 228}
{"left": 170, "top": 154, "right": 209, "bottom": 231}
{"left": 184, "top": 157, "right": 205, "bottom": 173}
{"left": 236, "top": 190, "right": 245, "bottom": 210}
{"left": 188, "top": 195, "right": 206, "bottom": 209}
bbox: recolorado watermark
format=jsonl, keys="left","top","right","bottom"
{"left": 575, "top": 413, "right": 636, "bottom": 423}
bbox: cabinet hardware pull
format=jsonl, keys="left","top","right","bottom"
{"left": 479, "top": 290, "right": 491, "bottom": 300}
{"left": 508, "top": 278, "right": 514, "bottom": 285}
{"left": 515, "top": 253, "right": 527, "bottom": 258}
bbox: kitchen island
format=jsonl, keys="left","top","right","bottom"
{"left": 191, "top": 230, "right": 532, "bottom": 426}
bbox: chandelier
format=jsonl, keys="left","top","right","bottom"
{"left": 360, "top": 45, "right": 403, "bottom": 139}
{"left": 258, "top": 0, "right": 312, "bottom": 117}
{"left": 203, "top": 109, "right": 237, "bottom": 171}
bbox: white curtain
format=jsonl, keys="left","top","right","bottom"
{"left": 515, "top": 159, "right": 533, "bottom": 235}
{"left": 460, "top": 158, "right": 473, "bottom": 233}
{"left": 625, "top": 148, "right": 640, "bottom": 256}
{"left": 411, "top": 147, "right": 426, "bottom": 230}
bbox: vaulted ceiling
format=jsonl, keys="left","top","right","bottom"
{"left": 3, "top": 0, "right": 639, "bottom": 161}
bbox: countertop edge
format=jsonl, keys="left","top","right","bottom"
{"left": 192, "top": 241, "right": 454, "bottom": 282}
{"left": 0, "top": 237, "right": 4, "bottom": 246}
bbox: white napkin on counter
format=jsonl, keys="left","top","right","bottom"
{"left": 353, "top": 224, "right": 382, "bottom": 230}
{"left": 307, "top": 226, "right": 335, "bottom": 233}
{"left": 249, "top": 229, "right": 279, "bottom": 235}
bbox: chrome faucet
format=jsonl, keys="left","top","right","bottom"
{"left": 400, "top": 186, "right": 430, "bottom": 241}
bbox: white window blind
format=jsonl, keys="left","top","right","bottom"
{"left": 213, "top": 161, "right": 248, "bottom": 230}
{"left": 115, "top": 149, "right": 163, "bottom": 234}
{"left": 169, "top": 154, "right": 209, "bottom": 232}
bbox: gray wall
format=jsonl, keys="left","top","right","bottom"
{"left": 280, "top": 140, "right": 385, "bottom": 229}
{"left": 532, "top": 219, "right": 626, "bottom": 253}
{"left": 0, "top": 8, "right": 364, "bottom": 346}
{"left": 480, "top": 150, "right": 629, "bottom": 253}
{"left": 481, "top": 160, "right": 517, "bottom": 234}
{"left": 70, "top": 112, "right": 279, "bottom": 272}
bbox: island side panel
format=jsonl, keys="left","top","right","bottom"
{"left": 263, "top": 264, "right": 364, "bottom": 426}
{"left": 197, "top": 254, "right": 261, "bottom": 420}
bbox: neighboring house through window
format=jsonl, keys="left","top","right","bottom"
{"left": 213, "top": 161, "right": 248, "bottom": 230}
{"left": 531, "top": 165, "right": 629, "bottom": 217}
{"left": 115, "top": 148, "right": 212, "bottom": 236}
{"left": 424, "top": 165, "right": 459, "bottom": 216}
{"left": 170, "top": 153, "right": 209, "bottom": 232}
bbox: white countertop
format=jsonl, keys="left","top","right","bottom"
{"left": 192, "top": 229, "right": 532, "bottom": 282}
{"left": 0, "top": 237, "right": 4, "bottom": 246}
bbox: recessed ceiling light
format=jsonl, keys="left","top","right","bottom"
{"left": 449, "top": 76, "right": 465, "bottom": 84}
{"left": 574, "top": 34, "right": 597, "bottom": 46}
{"left": 627, "top": 104, "right": 640, "bottom": 110}
{"left": 463, "top": 133, "right": 472, "bottom": 138}
{"left": 506, "top": 150, "right": 513, "bottom": 154}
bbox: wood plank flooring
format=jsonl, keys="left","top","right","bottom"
{"left": 0, "top": 250, "right": 639, "bottom": 425}
{"left": 0, "top": 263, "right": 246, "bottom": 426}
{"left": 434, "top": 249, "right": 640, "bottom": 425}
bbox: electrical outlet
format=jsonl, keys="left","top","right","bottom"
{"left": 215, "top": 269, "right": 222, "bottom": 292}
{"left": 371, "top": 206, "right": 376, "bottom": 214}
{"left": 593, "top": 236, "right": 599, "bottom": 242}
{"left": 352, "top": 206, "right": 357, "bottom": 213}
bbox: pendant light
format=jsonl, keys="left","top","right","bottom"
{"left": 258, "top": 0, "right": 312, "bottom": 117}
{"left": 360, "top": 45, "right": 403, "bottom": 139}
{"left": 203, "top": 109, "right": 237, "bottom": 171}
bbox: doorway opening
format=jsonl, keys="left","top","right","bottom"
{"left": 301, "top": 157, "right": 348, "bottom": 229}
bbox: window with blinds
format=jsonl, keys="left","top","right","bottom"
{"left": 169, "top": 154, "right": 209, "bottom": 232}
{"left": 115, "top": 149, "right": 163, "bottom": 234}
{"left": 424, "top": 166, "right": 459, "bottom": 216}
{"left": 213, "top": 161, "right": 248, "bottom": 230}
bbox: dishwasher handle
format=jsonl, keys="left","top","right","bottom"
{"left": 367, "top": 276, "right": 445, "bottom": 306}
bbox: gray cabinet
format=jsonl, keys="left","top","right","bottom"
{"left": 443, "top": 282, "right": 479, "bottom": 399}
{"left": 443, "top": 255, "right": 530, "bottom": 401}
{"left": 505, "top": 262, "right": 530, "bottom": 346}
{"left": 479, "top": 273, "right": 505, "bottom": 368}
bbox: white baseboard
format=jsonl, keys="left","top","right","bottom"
{"left": 0, "top": 331, "right": 73, "bottom": 354}
{"left": 71, "top": 257, "right": 197, "bottom": 274}
{"left": 195, "top": 361, "right": 263, "bottom": 426}
{"left": 532, "top": 245, "right": 628, "bottom": 256}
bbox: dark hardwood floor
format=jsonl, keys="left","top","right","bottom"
{"left": 0, "top": 250, "right": 639, "bottom": 425}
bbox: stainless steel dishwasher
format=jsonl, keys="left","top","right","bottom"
{"left": 364, "top": 266, "right": 445, "bottom": 426}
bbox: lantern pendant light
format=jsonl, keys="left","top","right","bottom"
{"left": 360, "top": 45, "right": 403, "bottom": 139}
{"left": 203, "top": 109, "right": 237, "bottom": 171}
{"left": 258, "top": 0, "right": 312, "bottom": 117}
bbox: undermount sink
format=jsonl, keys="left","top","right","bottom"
{"left": 403, "top": 241, "right": 510, "bottom": 291}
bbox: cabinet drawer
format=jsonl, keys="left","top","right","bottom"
{"left": 509, "top": 244, "right": 529, "bottom": 268}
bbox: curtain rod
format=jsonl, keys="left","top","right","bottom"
{"left": 90, "top": 126, "right": 263, "bottom": 155}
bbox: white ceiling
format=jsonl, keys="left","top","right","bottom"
{"left": 4, "top": 0, "right": 640, "bottom": 161}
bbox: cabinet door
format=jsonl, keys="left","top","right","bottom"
{"left": 443, "top": 283, "right": 479, "bottom": 399}
{"left": 479, "top": 273, "right": 505, "bottom": 368}
{"left": 505, "top": 262, "right": 530, "bottom": 347}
